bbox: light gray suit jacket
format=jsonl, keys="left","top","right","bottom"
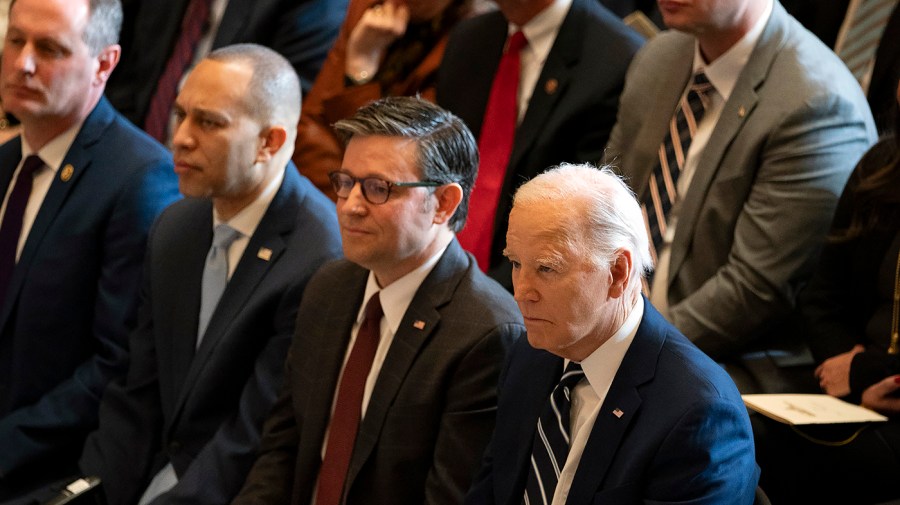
{"left": 604, "top": 2, "right": 877, "bottom": 361}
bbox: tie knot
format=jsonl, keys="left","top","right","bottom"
{"left": 364, "top": 292, "right": 383, "bottom": 323}
{"left": 20, "top": 155, "right": 44, "bottom": 178}
{"left": 506, "top": 31, "right": 527, "bottom": 54}
{"left": 558, "top": 361, "right": 585, "bottom": 391}
{"left": 212, "top": 223, "right": 241, "bottom": 250}
{"left": 690, "top": 72, "right": 714, "bottom": 95}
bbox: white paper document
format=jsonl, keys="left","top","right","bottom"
{"left": 742, "top": 394, "right": 888, "bottom": 425}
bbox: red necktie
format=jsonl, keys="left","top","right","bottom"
{"left": 0, "top": 155, "right": 43, "bottom": 308}
{"left": 143, "top": 0, "right": 212, "bottom": 143}
{"left": 315, "top": 293, "right": 384, "bottom": 505}
{"left": 457, "top": 31, "right": 527, "bottom": 272}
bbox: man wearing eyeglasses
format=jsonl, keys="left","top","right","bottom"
{"left": 233, "top": 96, "right": 525, "bottom": 505}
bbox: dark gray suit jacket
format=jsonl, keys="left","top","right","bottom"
{"left": 79, "top": 167, "right": 342, "bottom": 505}
{"left": 437, "top": 0, "right": 643, "bottom": 288}
{"left": 234, "top": 240, "right": 525, "bottom": 505}
{"left": 605, "top": 1, "right": 877, "bottom": 362}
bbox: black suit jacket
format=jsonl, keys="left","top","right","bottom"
{"left": 466, "top": 300, "right": 759, "bottom": 505}
{"left": 0, "top": 98, "right": 180, "bottom": 493}
{"left": 234, "top": 240, "right": 525, "bottom": 505}
{"left": 869, "top": 4, "right": 900, "bottom": 133}
{"left": 106, "top": 0, "right": 348, "bottom": 126}
{"left": 437, "top": 0, "right": 643, "bottom": 289}
{"left": 80, "top": 168, "right": 342, "bottom": 505}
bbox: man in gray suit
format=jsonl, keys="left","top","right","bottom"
{"left": 604, "top": 0, "right": 877, "bottom": 392}
{"left": 233, "top": 96, "right": 525, "bottom": 505}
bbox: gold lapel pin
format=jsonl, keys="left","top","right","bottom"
{"left": 413, "top": 320, "right": 426, "bottom": 330}
{"left": 613, "top": 408, "right": 624, "bottom": 418}
{"left": 738, "top": 106, "right": 746, "bottom": 118}
{"left": 544, "top": 78, "right": 558, "bottom": 95}
{"left": 257, "top": 247, "right": 272, "bottom": 261}
{"left": 60, "top": 164, "right": 74, "bottom": 182}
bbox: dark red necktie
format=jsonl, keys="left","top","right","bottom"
{"left": 143, "top": 0, "right": 212, "bottom": 142}
{"left": 0, "top": 155, "right": 43, "bottom": 308}
{"left": 457, "top": 31, "right": 527, "bottom": 272}
{"left": 315, "top": 292, "right": 384, "bottom": 505}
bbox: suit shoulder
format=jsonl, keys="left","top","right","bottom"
{"left": 103, "top": 111, "right": 173, "bottom": 169}
{"left": 655, "top": 329, "right": 743, "bottom": 402}
{"left": 449, "top": 266, "right": 524, "bottom": 327}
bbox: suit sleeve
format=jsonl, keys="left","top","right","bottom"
{"left": 642, "top": 397, "right": 759, "bottom": 505}
{"left": 150, "top": 280, "right": 304, "bottom": 505}
{"left": 0, "top": 158, "right": 178, "bottom": 478}
{"left": 423, "top": 322, "right": 524, "bottom": 505}
{"left": 230, "top": 342, "right": 302, "bottom": 505}
{"left": 79, "top": 242, "right": 165, "bottom": 505}
{"left": 671, "top": 94, "right": 874, "bottom": 359}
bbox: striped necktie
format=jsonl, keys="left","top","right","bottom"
{"left": 522, "top": 362, "right": 585, "bottom": 505}
{"left": 641, "top": 72, "right": 714, "bottom": 277}
{"left": 836, "top": 0, "right": 899, "bottom": 93}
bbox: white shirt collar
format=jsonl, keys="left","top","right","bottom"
{"left": 357, "top": 239, "right": 451, "bottom": 335}
{"left": 692, "top": 0, "right": 773, "bottom": 102}
{"left": 20, "top": 121, "right": 84, "bottom": 174}
{"left": 510, "top": 0, "right": 572, "bottom": 61}
{"left": 576, "top": 295, "right": 643, "bottom": 401}
{"left": 212, "top": 167, "right": 285, "bottom": 237}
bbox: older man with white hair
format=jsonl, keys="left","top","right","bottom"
{"left": 466, "top": 163, "right": 758, "bottom": 505}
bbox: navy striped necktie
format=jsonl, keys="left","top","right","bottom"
{"left": 523, "top": 361, "right": 585, "bottom": 505}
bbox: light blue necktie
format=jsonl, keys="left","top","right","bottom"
{"left": 197, "top": 223, "right": 240, "bottom": 346}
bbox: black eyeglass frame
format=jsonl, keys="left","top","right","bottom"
{"left": 328, "top": 171, "right": 444, "bottom": 205}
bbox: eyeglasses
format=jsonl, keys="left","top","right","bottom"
{"left": 328, "top": 171, "right": 442, "bottom": 205}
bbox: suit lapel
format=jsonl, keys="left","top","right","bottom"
{"left": 667, "top": 5, "right": 788, "bottom": 280}
{"left": 213, "top": 0, "right": 252, "bottom": 47}
{"left": 506, "top": 0, "right": 584, "bottom": 174}
{"left": 171, "top": 169, "right": 300, "bottom": 423}
{"left": 345, "top": 240, "right": 469, "bottom": 488}
{"left": 168, "top": 205, "right": 213, "bottom": 401}
{"left": 566, "top": 301, "right": 663, "bottom": 503}
{"left": 628, "top": 42, "right": 694, "bottom": 199}
{"left": 1, "top": 100, "right": 113, "bottom": 327}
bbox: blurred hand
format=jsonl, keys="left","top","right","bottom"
{"left": 861, "top": 375, "right": 900, "bottom": 417}
{"left": 815, "top": 344, "right": 864, "bottom": 397}
{"left": 345, "top": 0, "right": 410, "bottom": 84}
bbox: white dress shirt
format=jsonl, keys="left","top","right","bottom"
{"left": 650, "top": 0, "right": 773, "bottom": 317}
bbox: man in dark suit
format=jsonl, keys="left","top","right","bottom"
{"left": 604, "top": 0, "right": 876, "bottom": 392}
{"left": 78, "top": 45, "right": 342, "bottom": 505}
{"left": 232, "top": 97, "right": 525, "bottom": 505}
{"left": 0, "top": 0, "right": 180, "bottom": 498}
{"left": 467, "top": 163, "right": 758, "bottom": 505}
{"left": 106, "top": 0, "right": 347, "bottom": 137}
{"left": 436, "top": 0, "right": 643, "bottom": 289}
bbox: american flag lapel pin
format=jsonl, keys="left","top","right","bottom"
{"left": 612, "top": 408, "right": 624, "bottom": 418}
{"left": 257, "top": 247, "right": 273, "bottom": 261}
{"left": 413, "top": 320, "right": 426, "bottom": 330}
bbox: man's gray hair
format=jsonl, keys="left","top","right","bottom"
{"left": 334, "top": 96, "right": 478, "bottom": 233}
{"left": 512, "top": 163, "right": 653, "bottom": 283}
{"left": 207, "top": 44, "right": 302, "bottom": 134}
{"left": 9, "top": 0, "right": 122, "bottom": 55}
{"left": 84, "top": 0, "right": 123, "bottom": 55}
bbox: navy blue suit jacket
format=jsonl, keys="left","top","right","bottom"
{"left": 80, "top": 167, "right": 342, "bottom": 505}
{"left": 437, "top": 0, "right": 643, "bottom": 288}
{"left": 0, "top": 97, "right": 179, "bottom": 488}
{"left": 466, "top": 300, "right": 759, "bottom": 505}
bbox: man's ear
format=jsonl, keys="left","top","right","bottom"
{"left": 608, "top": 248, "right": 633, "bottom": 298}
{"left": 432, "top": 182, "right": 462, "bottom": 225}
{"left": 94, "top": 44, "right": 121, "bottom": 86}
{"left": 256, "top": 126, "right": 288, "bottom": 163}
